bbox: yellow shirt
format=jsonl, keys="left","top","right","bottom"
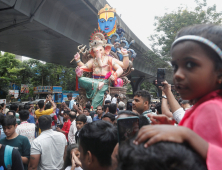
{"left": 35, "top": 108, "right": 54, "bottom": 134}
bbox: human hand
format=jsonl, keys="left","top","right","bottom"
{"left": 72, "top": 152, "right": 82, "bottom": 167}
{"left": 158, "top": 80, "right": 171, "bottom": 95}
{"left": 74, "top": 52, "right": 80, "bottom": 61}
{"left": 71, "top": 153, "right": 76, "bottom": 167}
{"left": 134, "top": 125, "right": 187, "bottom": 147}
{"left": 56, "top": 127, "right": 61, "bottom": 131}
{"left": 148, "top": 114, "right": 175, "bottom": 125}
{"left": 73, "top": 104, "right": 78, "bottom": 110}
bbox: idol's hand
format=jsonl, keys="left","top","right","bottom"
{"left": 109, "top": 75, "right": 115, "bottom": 81}
{"left": 121, "top": 47, "right": 128, "bottom": 55}
{"left": 74, "top": 52, "right": 80, "bottom": 61}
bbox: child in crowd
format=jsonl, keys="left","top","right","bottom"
{"left": 0, "top": 115, "right": 30, "bottom": 170}
{"left": 134, "top": 24, "right": 222, "bottom": 170}
{"left": 75, "top": 115, "right": 87, "bottom": 144}
{"left": 56, "top": 110, "right": 71, "bottom": 141}
{"left": 63, "top": 144, "right": 83, "bottom": 170}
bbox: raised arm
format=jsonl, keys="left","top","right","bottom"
{"left": 161, "top": 91, "right": 173, "bottom": 118}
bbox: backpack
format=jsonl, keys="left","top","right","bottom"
{"left": 4, "top": 145, "right": 13, "bottom": 170}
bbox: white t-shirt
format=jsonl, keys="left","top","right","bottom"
{"left": 111, "top": 97, "right": 117, "bottom": 104}
{"left": 86, "top": 116, "right": 92, "bottom": 123}
{"left": 65, "top": 166, "right": 83, "bottom": 170}
{"left": 105, "top": 94, "right": 111, "bottom": 101}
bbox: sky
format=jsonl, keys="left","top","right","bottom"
{"left": 107, "top": 0, "right": 222, "bottom": 48}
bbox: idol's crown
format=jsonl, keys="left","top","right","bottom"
{"left": 98, "top": 4, "right": 116, "bottom": 15}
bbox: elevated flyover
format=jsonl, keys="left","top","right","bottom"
{"left": 0, "top": 0, "right": 173, "bottom": 93}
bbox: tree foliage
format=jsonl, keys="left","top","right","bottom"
{"left": 149, "top": 0, "right": 222, "bottom": 61}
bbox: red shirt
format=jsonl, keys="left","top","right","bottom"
{"left": 61, "top": 119, "right": 71, "bottom": 141}
{"left": 179, "top": 90, "right": 222, "bottom": 170}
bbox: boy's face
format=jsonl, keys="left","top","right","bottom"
{"left": 83, "top": 110, "right": 90, "bottom": 116}
{"left": 63, "top": 113, "right": 69, "bottom": 120}
{"left": 76, "top": 121, "right": 85, "bottom": 131}
{"left": 3, "top": 125, "right": 17, "bottom": 138}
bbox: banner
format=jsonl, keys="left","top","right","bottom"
{"left": 21, "top": 84, "right": 29, "bottom": 93}
{"left": 8, "top": 90, "right": 19, "bottom": 98}
{"left": 0, "top": 99, "right": 6, "bottom": 104}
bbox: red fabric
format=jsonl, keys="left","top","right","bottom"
{"left": 179, "top": 90, "right": 222, "bottom": 170}
{"left": 51, "top": 115, "right": 57, "bottom": 126}
{"left": 61, "top": 119, "right": 71, "bottom": 141}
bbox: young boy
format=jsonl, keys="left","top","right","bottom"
{"left": 0, "top": 115, "right": 30, "bottom": 170}
{"left": 83, "top": 108, "right": 92, "bottom": 123}
{"left": 56, "top": 110, "right": 71, "bottom": 141}
{"left": 75, "top": 114, "right": 87, "bottom": 144}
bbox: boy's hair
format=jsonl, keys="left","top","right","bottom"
{"left": 19, "top": 104, "right": 24, "bottom": 111}
{"left": 109, "top": 103, "right": 117, "bottom": 114}
{"left": 10, "top": 103, "right": 18, "bottom": 112}
{"left": 83, "top": 108, "right": 90, "bottom": 113}
{"left": 79, "top": 121, "right": 117, "bottom": 167}
{"left": 64, "top": 110, "right": 70, "bottom": 115}
{"left": 138, "top": 115, "right": 150, "bottom": 128}
{"left": 102, "top": 113, "right": 115, "bottom": 122}
{"left": 97, "top": 105, "right": 103, "bottom": 110}
{"left": 85, "top": 103, "right": 91, "bottom": 110}
{"left": 45, "top": 102, "right": 52, "bottom": 110}
{"left": 118, "top": 110, "right": 139, "bottom": 117}
{"left": 176, "top": 24, "right": 222, "bottom": 88}
{"left": 38, "top": 100, "right": 45, "bottom": 109}
{"left": 117, "top": 140, "right": 207, "bottom": 170}
{"left": 24, "top": 104, "right": 30, "bottom": 110}
{"left": 106, "top": 90, "right": 109, "bottom": 93}
{"left": 155, "top": 102, "right": 162, "bottom": 114}
{"left": 115, "top": 94, "right": 118, "bottom": 97}
{"left": 19, "top": 110, "right": 29, "bottom": 121}
{"left": 76, "top": 114, "right": 87, "bottom": 123}
{"left": 63, "top": 144, "right": 78, "bottom": 169}
{"left": 39, "top": 115, "right": 52, "bottom": 131}
{"left": 2, "top": 115, "right": 16, "bottom": 126}
{"left": 103, "top": 104, "right": 110, "bottom": 112}
{"left": 105, "top": 100, "right": 111, "bottom": 104}
{"left": 0, "top": 103, "right": 5, "bottom": 108}
{"left": 69, "top": 111, "right": 76, "bottom": 119}
{"left": 134, "top": 90, "right": 151, "bottom": 104}
{"left": 67, "top": 93, "right": 72, "bottom": 98}
{"left": 6, "top": 110, "right": 16, "bottom": 117}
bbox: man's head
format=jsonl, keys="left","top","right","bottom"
{"left": 83, "top": 108, "right": 90, "bottom": 116}
{"left": 103, "top": 104, "right": 110, "bottom": 113}
{"left": 39, "top": 115, "right": 52, "bottom": 131}
{"left": 85, "top": 102, "right": 91, "bottom": 110}
{"left": 117, "top": 25, "right": 120, "bottom": 29}
{"left": 181, "top": 100, "right": 191, "bottom": 110}
{"left": 45, "top": 102, "right": 52, "bottom": 110}
{"left": 155, "top": 102, "right": 162, "bottom": 115}
{"left": 38, "top": 100, "right": 45, "bottom": 109}
{"left": 6, "top": 110, "right": 16, "bottom": 117}
{"left": 19, "top": 110, "right": 29, "bottom": 121}
{"left": 114, "top": 94, "right": 118, "bottom": 98}
{"left": 105, "top": 90, "right": 109, "bottom": 94}
{"left": 132, "top": 90, "right": 151, "bottom": 114}
{"left": 117, "top": 140, "right": 207, "bottom": 170}
{"left": 79, "top": 121, "right": 117, "bottom": 170}
{"left": 96, "top": 105, "right": 103, "bottom": 115}
{"left": 63, "top": 111, "right": 70, "bottom": 120}
{"left": 69, "top": 111, "right": 77, "bottom": 121}
{"left": 102, "top": 113, "right": 115, "bottom": 124}
{"left": 105, "top": 100, "right": 111, "bottom": 105}
{"left": 10, "top": 103, "right": 19, "bottom": 112}
{"left": 109, "top": 103, "right": 117, "bottom": 114}
{"left": 28, "top": 102, "right": 34, "bottom": 109}
{"left": 118, "top": 101, "right": 125, "bottom": 110}
{"left": 2, "top": 115, "right": 17, "bottom": 138}
{"left": 76, "top": 114, "right": 87, "bottom": 131}
{"left": 67, "top": 93, "right": 72, "bottom": 101}
{"left": 24, "top": 104, "right": 31, "bottom": 112}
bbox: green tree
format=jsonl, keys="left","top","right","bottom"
{"left": 149, "top": 0, "right": 222, "bottom": 61}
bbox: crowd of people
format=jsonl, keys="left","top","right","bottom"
{"left": 0, "top": 23, "right": 222, "bottom": 170}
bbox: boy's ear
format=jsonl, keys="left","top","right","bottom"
{"left": 87, "top": 151, "right": 92, "bottom": 165}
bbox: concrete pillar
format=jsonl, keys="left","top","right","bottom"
{"left": 130, "top": 77, "right": 145, "bottom": 94}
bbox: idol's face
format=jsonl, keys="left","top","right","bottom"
{"left": 98, "top": 12, "right": 116, "bottom": 33}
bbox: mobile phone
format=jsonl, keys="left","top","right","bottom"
{"left": 117, "top": 116, "right": 139, "bottom": 145}
{"left": 157, "top": 68, "right": 166, "bottom": 87}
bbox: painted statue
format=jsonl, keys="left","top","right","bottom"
{"left": 73, "top": 30, "right": 129, "bottom": 108}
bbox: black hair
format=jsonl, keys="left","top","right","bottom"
{"left": 97, "top": 105, "right": 103, "bottom": 110}
{"left": 38, "top": 100, "right": 45, "bottom": 109}
{"left": 24, "top": 104, "right": 30, "bottom": 110}
{"left": 79, "top": 121, "right": 117, "bottom": 167}
{"left": 0, "top": 103, "right": 5, "bottom": 108}
{"left": 63, "top": 144, "right": 79, "bottom": 169}
{"left": 10, "top": 103, "right": 18, "bottom": 112}
{"left": 83, "top": 108, "right": 90, "bottom": 113}
{"left": 6, "top": 110, "right": 16, "bottom": 117}
{"left": 105, "top": 100, "right": 111, "bottom": 104}
{"left": 138, "top": 115, "right": 150, "bottom": 128}
{"left": 19, "top": 110, "right": 29, "bottom": 121}
{"left": 155, "top": 102, "right": 162, "bottom": 114}
{"left": 117, "top": 140, "right": 207, "bottom": 170}
{"left": 118, "top": 110, "right": 139, "bottom": 117}
{"left": 102, "top": 113, "right": 115, "bottom": 122}
{"left": 67, "top": 93, "right": 72, "bottom": 98}
{"left": 134, "top": 90, "right": 151, "bottom": 104}
{"left": 109, "top": 103, "right": 117, "bottom": 114}
{"left": 85, "top": 103, "right": 91, "bottom": 110}
{"left": 39, "top": 115, "right": 52, "bottom": 131}
{"left": 76, "top": 114, "right": 87, "bottom": 123}
{"left": 175, "top": 24, "right": 222, "bottom": 89}
{"left": 64, "top": 110, "right": 70, "bottom": 116}
{"left": 115, "top": 94, "right": 118, "bottom": 97}
{"left": 106, "top": 90, "right": 109, "bottom": 93}
{"left": 0, "top": 113, "right": 4, "bottom": 125}
{"left": 69, "top": 111, "right": 76, "bottom": 119}
{"left": 19, "top": 104, "right": 24, "bottom": 111}
{"left": 103, "top": 104, "right": 110, "bottom": 112}
{"left": 45, "top": 102, "right": 52, "bottom": 110}
{"left": 2, "top": 115, "right": 16, "bottom": 126}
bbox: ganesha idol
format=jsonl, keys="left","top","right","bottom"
{"left": 73, "top": 30, "right": 130, "bottom": 108}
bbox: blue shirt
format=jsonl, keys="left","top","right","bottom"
{"left": 116, "top": 28, "right": 125, "bottom": 35}
{"left": 93, "top": 116, "right": 101, "bottom": 122}
{"left": 27, "top": 114, "right": 35, "bottom": 124}
{"left": 69, "top": 100, "right": 76, "bottom": 110}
